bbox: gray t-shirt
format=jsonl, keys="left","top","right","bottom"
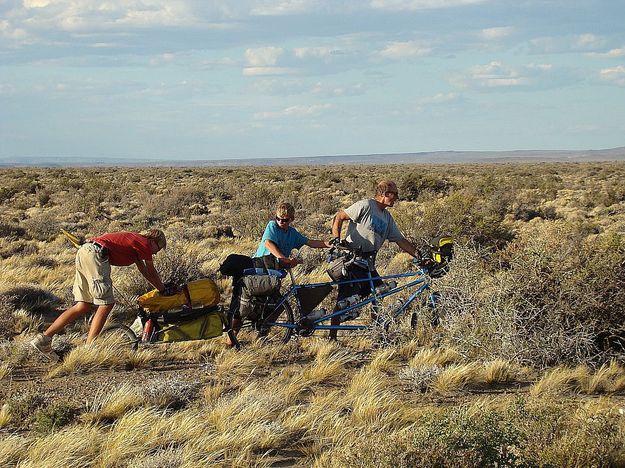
{"left": 344, "top": 199, "right": 403, "bottom": 254}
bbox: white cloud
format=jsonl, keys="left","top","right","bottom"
{"left": 586, "top": 47, "right": 625, "bottom": 59}
{"left": 254, "top": 103, "right": 333, "bottom": 119}
{"left": 0, "top": 19, "right": 28, "bottom": 40}
{"left": 149, "top": 52, "right": 176, "bottom": 66}
{"left": 243, "top": 67, "right": 296, "bottom": 76}
{"left": 379, "top": 41, "right": 431, "bottom": 59}
{"left": 418, "top": 92, "right": 459, "bottom": 105}
{"left": 530, "top": 33, "right": 607, "bottom": 53}
{"left": 250, "top": 0, "right": 317, "bottom": 16}
{"left": 245, "top": 46, "right": 284, "bottom": 66}
{"left": 293, "top": 47, "right": 336, "bottom": 59}
{"left": 451, "top": 61, "right": 556, "bottom": 90}
{"left": 600, "top": 65, "right": 625, "bottom": 87}
{"left": 23, "top": 0, "right": 51, "bottom": 8}
{"left": 370, "top": 0, "right": 486, "bottom": 10}
{"left": 480, "top": 26, "right": 514, "bottom": 41}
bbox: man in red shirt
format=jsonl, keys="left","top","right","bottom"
{"left": 30, "top": 229, "right": 167, "bottom": 360}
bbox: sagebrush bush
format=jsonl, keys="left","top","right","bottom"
{"left": 437, "top": 225, "right": 625, "bottom": 366}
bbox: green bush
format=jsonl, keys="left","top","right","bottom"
{"left": 33, "top": 403, "right": 75, "bottom": 434}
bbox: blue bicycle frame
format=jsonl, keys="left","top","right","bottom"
{"left": 266, "top": 263, "right": 438, "bottom": 332}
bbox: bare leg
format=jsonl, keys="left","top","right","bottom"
{"left": 225, "top": 318, "right": 242, "bottom": 347}
{"left": 86, "top": 304, "right": 115, "bottom": 344}
{"left": 44, "top": 302, "right": 93, "bottom": 337}
{"left": 328, "top": 307, "right": 340, "bottom": 341}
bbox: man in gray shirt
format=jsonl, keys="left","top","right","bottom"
{"left": 328, "top": 180, "right": 417, "bottom": 339}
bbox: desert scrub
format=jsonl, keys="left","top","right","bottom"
{"left": 330, "top": 396, "right": 625, "bottom": 467}
{"left": 4, "top": 389, "right": 46, "bottom": 429}
{"left": 435, "top": 225, "right": 625, "bottom": 366}
{"left": 33, "top": 402, "right": 76, "bottom": 434}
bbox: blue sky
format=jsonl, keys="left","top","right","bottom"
{"left": 1, "top": 0, "right": 624, "bottom": 161}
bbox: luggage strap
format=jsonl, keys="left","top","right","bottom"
{"left": 182, "top": 284, "right": 193, "bottom": 311}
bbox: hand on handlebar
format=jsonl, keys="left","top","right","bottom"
{"left": 277, "top": 256, "right": 302, "bottom": 268}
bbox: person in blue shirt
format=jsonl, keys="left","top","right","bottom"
{"left": 254, "top": 202, "right": 331, "bottom": 268}
{"left": 225, "top": 202, "right": 331, "bottom": 347}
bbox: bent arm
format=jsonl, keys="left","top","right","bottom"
{"left": 263, "top": 240, "right": 301, "bottom": 267}
{"left": 331, "top": 210, "right": 352, "bottom": 239}
{"left": 136, "top": 259, "right": 165, "bottom": 292}
{"left": 394, "top": 237, "right": 418, "bottom": 258}
{"left": 306, "top": 239, "right": 331, "bottom": 249}
{"left": 263, "top": 239, "right": 288, "bottom": 260}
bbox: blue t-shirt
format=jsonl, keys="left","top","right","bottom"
{"left": 254, "top": 221, "right": 309, "bottom": 258}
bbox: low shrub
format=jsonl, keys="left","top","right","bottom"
{"left": 33, "top": 402, "right": 76, "bottom": 434}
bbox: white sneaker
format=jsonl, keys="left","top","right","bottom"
{"left": 30, "top": 333, "right": 59, "bottom": 362}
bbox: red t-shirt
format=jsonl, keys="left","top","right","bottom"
{"left": 91, "top": 232, "right": 153, "bottom": 266}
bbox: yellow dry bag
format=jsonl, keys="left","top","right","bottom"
{"left": 138, "top": 278, "right": 220, "bottom": 313}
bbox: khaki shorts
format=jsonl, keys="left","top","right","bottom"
{"left": 72, "top": 243, "right": 115, "bottom": 305}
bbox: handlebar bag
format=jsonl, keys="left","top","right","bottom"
{"left": 430, "top": 236, "right": 453, "bottom": 264}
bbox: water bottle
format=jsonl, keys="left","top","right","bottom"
{"left": 141, "top": 318, "right": 154, "bottom": 342}
{"left": 337, "top": 294, "right": 361, "bottom": 310}
{"left": 375, "top": 280, "right": 397, "bottom": 295}
{"left": 305, "top": 308, "right": 327, "bottom": 321}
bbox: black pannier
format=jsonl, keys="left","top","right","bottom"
{"left": 220, "top": 254, "right": 254, "bottom": 277}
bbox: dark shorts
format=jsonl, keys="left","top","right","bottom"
{"left": 336, "top": 264, "right": 382, "bottom": 302}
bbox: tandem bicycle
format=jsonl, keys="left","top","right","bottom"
{"left": 226, "top": 238, "right": 452, "bottom": 348}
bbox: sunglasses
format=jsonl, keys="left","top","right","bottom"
{"left": 385, "top": 191, "right": 399, "bottom": 198}
{"left": 275, "top": 216, "right": 292, "bottom": 223}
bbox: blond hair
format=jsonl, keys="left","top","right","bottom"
{"left": 276, "top": 202, "right": 296, "bottom": 220}
{"left": 141, "top": 229, "right": 166, "bottom": 249}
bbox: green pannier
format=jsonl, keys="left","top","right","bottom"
{"left": 239, "top": 274, "right": 282, "bottom": 321}
{"left": 158, "top": 307, "right": 226, "bottom": 343}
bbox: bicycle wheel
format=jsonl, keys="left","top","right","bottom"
{"left": 257, "top": 300, "right": 295, "bottom": 345}
{"left": 99, "top": 324, "right": 139, "bottom": 351}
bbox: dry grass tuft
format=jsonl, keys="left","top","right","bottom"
{"left": 48, "top": 336, "right": 153, "bottom": 378}
{"left": 409, "top": 347, "right": 461, "bottom": 369}
{"left": 368, "top": 348, "right": 399, "bottom": 373}
{"left": 300, "top": 349, "right": 353, "bottom": 386}
{"left": 581, "top": 361, "right": 625, "bottom": 394}
{"left": 0, "top": 435, "right": 30, "bottom": 467}
{"left": 22, "top": 424, "right": 102, "bottom": 468}
{"left": 482, "top": 358, "right": 520, "bottom": 384}
{"left": 0, "top": 403, "right": 11, "bottom": 428}
{"left": 203, "top": 382, "right": 228, "bottom": 404}
{"left": 0, "top": 362, "right": 11, "bottom": 380}
{"left": 431, "top": 362, "right": 481, "bottom": 394}
{"left": 529, "top": 366, "right": 588, "bottom": 397}
{"left": 84, "top": 383, "right": 143, "bottom": 422}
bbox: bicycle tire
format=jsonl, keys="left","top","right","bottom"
{"left": 99, "top": 324, "right": 139, "bottom": 351}
{"left": 257, "top": 300, "right": 295, "bottom": 345}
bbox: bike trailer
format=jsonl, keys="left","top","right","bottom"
{"left": 158, "top": 306, "right": 226, "bottom": 342}
{"left": 138, "top": 278, "right": 220, "bottom": 313}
